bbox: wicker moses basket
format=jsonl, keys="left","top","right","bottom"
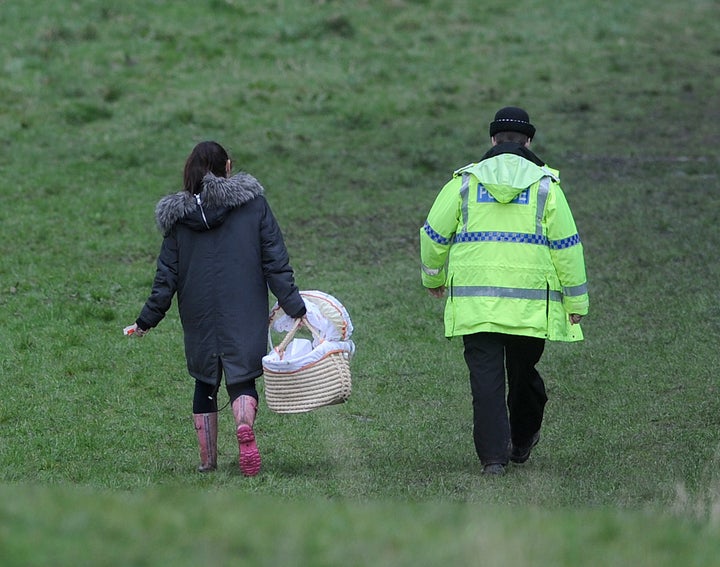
{"left": 262, "top": 291, "right": 354, "bottom": 414}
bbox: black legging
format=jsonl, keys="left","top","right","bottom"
{"left": 192, "top": 378, "right": 258, "bottom": 413}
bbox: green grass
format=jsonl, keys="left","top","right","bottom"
{"left": 2, "top": 484, "right": 719, "bottom": 567}
{"left": 1, "top": 0, "right": 720, "bottom": 564}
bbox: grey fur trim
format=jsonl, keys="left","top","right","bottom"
{"left": 154, "top": 172, "right": 265, "bottom": 232}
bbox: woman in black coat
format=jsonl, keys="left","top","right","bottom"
{"left": 125, "top": 141, "right": 306, "bottom": 476}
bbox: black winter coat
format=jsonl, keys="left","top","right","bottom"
{"left": 137, "top": 172, "right": 306, "bottom": 386}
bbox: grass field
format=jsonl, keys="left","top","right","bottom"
{"left": 1, "top": 0, "right": 720, "bottom": 564}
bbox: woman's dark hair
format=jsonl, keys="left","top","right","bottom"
{"left": 183, "top": 141, "right": 229, "bottom": 194}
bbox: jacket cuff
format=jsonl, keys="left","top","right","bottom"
{"left": 422, "top": 272, "right": 446, "bottom": 289}
{"left": 136, "top": 318, "right": 152, "bottom": 331}
{"left": 287, "top": 304, "right": 307, "bottom": 319}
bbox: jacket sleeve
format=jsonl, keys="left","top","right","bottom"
{"left": 545, "top": 183, "right": 589, "bottom": 316}
{"left": 420, "top": 178, "right": 461, "bottom": 288}
{"left": 136, "top": 233, "right": 179, "bottom": 330}
{"left": 259, "top": 199, "right": 306, "bottom": 319}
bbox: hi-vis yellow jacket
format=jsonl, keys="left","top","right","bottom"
{"left": 420, "top": 153, "right": 589, "bottom": 341}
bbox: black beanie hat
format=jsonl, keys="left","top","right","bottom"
{"left": 489, "top": 106, "right": 536, "bottom": 139}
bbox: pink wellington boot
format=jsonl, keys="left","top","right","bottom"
{"left": 192, "top": 412, "right": 218, "bottom": 472}
{"left": 231, "top": 396, "right": 261, "bottom": 476}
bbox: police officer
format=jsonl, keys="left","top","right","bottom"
{"left": 420, "top": 106, "right": 589, "bottom": 475}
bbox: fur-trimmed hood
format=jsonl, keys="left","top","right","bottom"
{"left": 155, "top": 172, "right": 264, "bottom": 233}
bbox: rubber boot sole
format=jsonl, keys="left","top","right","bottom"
{"left": 237, "top": 424, "right": 261, "bottom": 477}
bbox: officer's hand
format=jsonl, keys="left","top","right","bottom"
{"left": 569, "top": 314, "right": 583, "bottom": 324}
{"left": 427, "top": 286, "right": 446, "bottom": 298}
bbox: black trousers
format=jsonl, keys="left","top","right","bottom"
{"left": 462, "top": 332, "right": 547, "bottom": 466}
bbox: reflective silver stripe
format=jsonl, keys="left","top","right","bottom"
{"left": 540, "top": 167, "right": 559, "bottom": 183}
{"left": 452, "top": 286, "right": 562, "bottom": 302}
{"left": 563, "top": 283, "right": 588, "bottom": 297}
{"left": 459, "top": 173, "right": 470, "bottom": 233}
{"left": 535, "top": 176, "right": 550, "bottom": 235}
{"left": 422, "top": 264, "right": 441, "bottom": 276}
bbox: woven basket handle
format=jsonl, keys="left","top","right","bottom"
{"left": 275, "top": 316, "right": 324, "bottom": 355}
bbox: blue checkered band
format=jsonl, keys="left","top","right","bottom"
{"left": 423, "top": 221, "right": 452, "bottom": 245}
{"left": 549, "top": 234, "right": 581, "bottom": 249}
{"left": 453, "top": 231, "right": 549, "bottom": 245}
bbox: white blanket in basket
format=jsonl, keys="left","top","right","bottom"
{"left": 262, "top": 337, "right": 355, "bottom": 374}
{"left": 270, "top": 291, "right": 353, "bottom": 341}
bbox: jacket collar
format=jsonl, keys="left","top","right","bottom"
{"left": 154, "top": 172, "right": 264, "bottom": 233}
{"left": 480, "top": 142, "right": 545, "bottom": 167}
